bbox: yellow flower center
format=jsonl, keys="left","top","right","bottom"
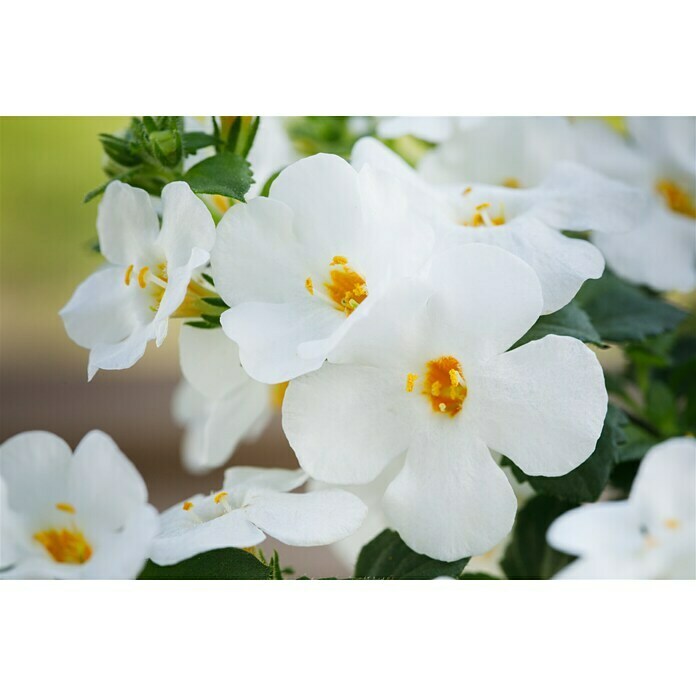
{"left": 305, "top": 256, "right": 368, "bottom": 316}
{"left": 124, "top": 263, "right": 217, "bottom": 317}
{"left": 33, "top": 503, "right": 92, "bottom": 565}
{"left": 406, "top": 355, "right": 468, "bottom": 417}
{"left": 461, "top": 202, "right": 506, "bottom": 227}
{"left": 655, "top": 179, "right": 696, "bottom": 218}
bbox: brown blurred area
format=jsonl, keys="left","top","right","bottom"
{"left": 0, "top": 117, "right": 346, "bottom": 577}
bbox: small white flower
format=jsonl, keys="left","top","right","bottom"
{"left": 172, "top": 325, "right": 287, "bottom": 473}
{"left": 150, "top": 466, "right": 367, "bottom": 565}
{"left": 283, "top": 243, "right": 608, "bottom": 561}
{"left": 60, "top": 181, "right": 216, "bottom": 379}
{"left": 574, "top": 117, "right": 696, "bottom": 291}
{"left": 547, "top": 438, "right": 696, "bottom": 579}
{"left": 211, "top": 153, "right": 435, "bottom": 383}
{"left": 377, "top": 117, "right": 484, "bottom": 144}
{"left": 0, "top": 431, "right": 158, "bottom": 579}
{"left": 353, "top": 137, "right": 646, "bottom": 314}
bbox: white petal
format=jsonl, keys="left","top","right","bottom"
{"left": 383, "top": 423, "right": 517, "bottom": 560}
{"left": 60, "top": 266, "right": 152, "bottom": 349}
{"left": 553, "top": 557, "right": 647, "bottom": 580}
{"left": 211, "top": 196, "right": 308, "bottom": 306}
{"left": 592, "top": 204, "right": 696, "bottom": 292}
{"left": 150, "top": 505, "right": 265, "bottom": 565}
{"left": 0, "top": 431, "right": 72, "bottom": 519}
{"left": 630, "top": 438, "right": 696, "bottom": 529}
{"left": 220, "top": 299, "right": 341, "bottom": 383}
{"left": 156, "top": 182, "right": 215, "bottom": 267}
{"left": 97, "top": 181, "right": 159, "bottom": 267}
{"left": 87, "top": 322, "right": 157, "bottom": 380}
{"left": 532, "top": 162, "right": 648, "bottom": 235}
{"left": 223, "top": 466, "right": 308, "bottom": 494}
{"left": 469, "top": 335, "right": 607, "bottom": 476}
{"left": 377, "top": 117, "right": 457, "bottom": 142}
{"left": 547, "top": 501, "right": 643, "bottom": 557}
{"left": 179, "top": 325, "right": 249, "bottom": 400}
{"left": 69, "top": 430, "right": 149, "bottom": 531}
{"left": 425, "top": 244, "right": 544, "bottom": 364}
{"left": 283, "top": 363, "right": 412, "bottom": 485}
{"left": 246, "top": 117, "right": 298, "bottom": 197}
{"left": 245, "top": 490, "right": 367, "bottom": 546}
{"left": 270, "top": 154, "right": 365, "bottom": 263}
{"left": 453, "top": 218, "right": 604, "bottom": 314}
{"left": 82, "top": 504, "right": 159, "bottom": 579}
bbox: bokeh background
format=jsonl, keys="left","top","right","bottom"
{"left": 0, "top": 117, "right": 343, "bottom": 576}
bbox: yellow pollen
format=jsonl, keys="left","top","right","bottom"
{"left": 475, "top": 203, "right": 490, "bottom": 211}
{"left": 421, "top": 356, "right": 468, "bottom": 417}
{"left": 406, "top": 373, "right": 418, "bottom": 392}
{"left": 211, "top": 194, "right": 231, "bottom": 213}
{"left": 664, "top": 518, "right": 681, "bottom": 530}
{"left": 124, "top": 264, "right": 134, "bottom": 285}
{"left": 55, "top": 502, "right": 75, "bottom": 514}
{"left": 462, "top": 203, "right": 506, "bottom": 227}
{"left": 655, "top": 179, "right": 696, "bottom": 218}
{"left": 305, "top": 277, "right": 314, "bottom": 295}
{"left": 502, "top": 177, "right": 521, "bottom": 189}
{"left": 182, "top": 501, "right": 194, "bottom": 511}
{"left": 463, "top": 186, "right": 472, "bottom": 195}
{"left": 271, "top": 381, "right": 289, "bottom": 409}
{"left": 137, "top": 266, "right": 149, "bottom": 289}
{"left": 324, "top": 257, "right": 368, "bottom": 315}
{"left": 34, "top": 527, "right": 92, "bottom": 565}
{"left": 214, "top": 491, "right": 228, "bottom": 505}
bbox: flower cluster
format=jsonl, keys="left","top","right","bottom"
{"left": 2, "top": 116, "right": 694, "bottom": 580}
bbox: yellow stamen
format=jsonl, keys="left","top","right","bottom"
{"left": 211, "top": 194, "right": 231, "bottom": 213}
{"left": 475, "top": 203, "right": 490, "bottom": 211}
{"left": 664, "top": 518, "right": 681, "bottom": 530}
{"left": 502, "top": 177, "right": 520, "bottom": 189}
{"left": 305, "top": 277, "right": 314, "bottom": 295}
{"left": 406, "top": 373, "right": 418, "bottom": 392}
{"left": 448, "top": 369, "right": 459, "bottom": 386}
{"left": 34, "top": 527, "right": 92, "bottom": 564}
{"left": 324, "top": 257, "right": 368, "bottom": 316}
{"left": 421, "top": 356, "right": 468, "bottom": 417}
{"left": 462, "top": 186, "right": 472, "bottom": 195}
{"left": 182, "top": 501, "right": 194, "bottom": 511}
{"left": 137, "top": 266, "right": 149, "bottom": 289}
{"left": 655, "top": 179, "right": 696, "bottom": 218}
{"left": 331, "top": 255, "right": 348, "bottom": 266}
{"left": 55, "top": 502, "right": 75, "bottom": 514}
{"left": 438, "top": 403, "right": 447, "bottom": 412}
{"left": 430, "top": 381, "right": 441, "bottom": 397}
{"left": 271, "top": 381, "right": 289, "bottom": 409}
{"left": 214, "top": 491, "right": 228, "bottom": 505}
{"left": 124, "top": 264, "right": 134, "bottom": 286}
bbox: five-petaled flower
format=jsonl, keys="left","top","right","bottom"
{"left": 0, "top": 431, "right": 158, "bottom": 579}
{"left": 283, "top": 243, "right": 608, "bottom": 561}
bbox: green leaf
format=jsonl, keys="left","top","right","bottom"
{"left": 200, "top": 313, "right": 222, "bottom": 326}
{"left": 98, "top": 133, "right": 141, "bottom": 167}
{"left": 354, "top": 529, "right": 469, "bottom": 579}
{"left": 576, "top": 270, "right": 687, "bottom": 343}
{"left": 501, "top": 496, "right": 574, "bottom": 580}
{"left": 240, "top": 117, "right": 261, "bottom": 158}
{"left": 201, "top": 272, "right": 215, "bottom": 286}
{"left": 504, "top": 404, "right": 627, "bottom": 503}
{"left": 184, "top": 152, "right": 253, "bottom": 201}
{"left": 513, "top": 301, "right": 603, "bottom": 348}
{"left": 616, "top": 422, "right": 660, "bottom": 464}
{"left": 185, "top": 320, "right": 219, "bottom": 329}
{"left": 183, "top": 131, "right": 220, "bottom": 154}
{"left": 138, "top": 548, "right": 272, "bottom": 580}
{"left": 459, "top": 572, "right": 502, "bottom": 580}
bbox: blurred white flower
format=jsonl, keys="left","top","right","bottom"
{"left": 211, "top": 153, "right": 435, "bottom": 383}
{"left": 283, "top": 244, "right": 608, "bottom": 561}
{"left": 547, "top": 438, "right": 696, "bottom": 579}
{"left": 353, "top": 138, "right": 645, "bottom": 314}
{"left": 61, "top": 181, "right": 216, "bottom": 379}
{"left": 574, "top": 117, "right": 696, "bottom": 291}
{"left": 377, "top": 117, "right": 484, "bottom": 143}
{"left": 0, "top": 431, "right": 158, "bottom": 579}
{"left": 172, "top": 325, "right": 287, "bottom": 473}
{"left": 150, "top": 466, "right": 367, "bottom": 565}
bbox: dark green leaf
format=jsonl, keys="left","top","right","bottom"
{"left": 184, "top": 152, "right": 253, "bottom": 201}
{"left": 185, "top": 320, "right": 220, "bottom": 329}
{"left": 138, "top": 548, "right": 272, "bottom": 580}
{"left": 354, "top": 529, "right": 469, "bottom": 579}
{"left": 201, "top": 296, "right": 228, "bottom": 308}
{"left": 200, "top": 313, "right": 222, "bottom": 326}
{"left": 459, "top": 572, "right": 502, "bottom": 580}
{"left": 504, "top": 404, "right": 627, "bottom": 503}
{"left": 240, "top": 117, "right": 261, "bottom": 158}
{"left": 99, "top": 133, "right": 141, "bottom": 167}
{"left": 577, "top": 270, "right": 687, "bottom": 343}
{"left": 513, "top": 301, "right": 603, "bottom": 348}
{"left": 201, "top": 272, "right": 215, "bottom": 286}
{"left": 501, "top": 496, "right": 574, "bottom": 580}
{"left": 183, "top": 131, "right": 220, "bottom": 154}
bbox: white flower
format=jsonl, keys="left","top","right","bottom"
{"left": 353, "top": 137, "right": 645, "bottom": 314}
{"left": 547, "top": 438, "right": 695, "bottom": 579}
{"left": 0, "top": 431, "right": 158, "bottom": 579}
{"left": 150, "top": 466, "right": 367, "bottom": 565}
{"left": 574, "top": 117, "right": 696, "bottom": 291}
{"left": 172, "top": 325, "right": 286, "bottom": 473}
{"left": 211, "top": 153, "right": 435, "bottom": 383}
{"left": 246, "top": 117, "right": 298, "bottom": 197}
{"left": 377, "top": 117, "right": 484, "bottom": 144}
{"left": 60, "top": 181, "right": 216, "bottom": 380}
{"left": 283, "top": 243, "right": 608, "bottom": 561}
